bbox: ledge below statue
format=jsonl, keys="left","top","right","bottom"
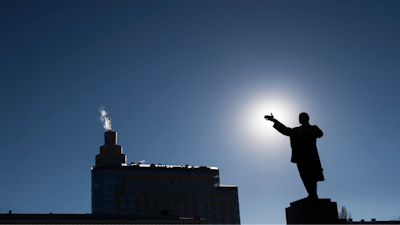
{"left": 285, "top": 198, "right": 347, "bottom": 224}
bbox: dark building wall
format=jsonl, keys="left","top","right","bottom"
{"left": 0, "top": 213, "right": 205, "bottom": 224}
{"left": 92, "top": 131, "right": 240, "bottom": 224}
{"left": 349, "top": 218, "right": 400, "bottom": 224}
{"left": 91, "top": 165, "right": 240, "bottom": 224}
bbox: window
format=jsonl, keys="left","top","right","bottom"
{"left": 150, "top": 204, "right": 156, "bottom": 209}
{"left": 150, "top": 212, "right": 156, "bottom": 215}
{"left": 101, "top": 158, "right": 104, "bottom": 165}
{"left": 224, "top": 197, "right": 230, "bottom": 202}
{"left": 112, "top": 158, "right": 115, "bottom": 165}
{"left": 195, "top": 181, "right": 202, "bottom": 191}
{"left": 207, "top": 205, "right": 212, "bottom": 210}
{"left": 206, "top": 197, "right": 212, "bottom": 202}
{"left": 168, "top": 179, "right": 175, "bottom": 193}
{"left": 140, "top": 212, "right": 146, "bottom": 215}
{"left": 149, "top": 179, "right": 156, "bottom": 193}
{"left": 149, "top": 196, "right": 155, "bottom": 201}
{"left": 188, "top": 212, "right": 195, "bottom": 217}
{"left": 207, "top": 212, "right": 213, "bottom": 217}
{"left": 216, "top": 213, "right": 222, "bottom": 218}
{"left": 179, "top": 204, "right": 184, "bottom": 209}
{"left": 119, "top": 195, "right": 126, "bottom": 201}
{"left": 216, "top": 205, "right": 222, "bottom": 210}
{"left": 170, "top": 212, "right": 176, "bottom": 216}
{"left": 217, "top": 220, "right": 223, "bottom": 224}
{"left": 169, "top": 204, "right": 175, "bottom": 209}
{"left": 206, "top": 180, "right": 212, "bottom": 194}
{"left": 187, "top": 180, "right": 193, "bottom": 193}
{"left": 117, "top": 158, "right": 120, "bottom": 165}
{"left": 225, "top": 212, "right": 231, "bottom": 217}
{"left": 139, "top": 196, "right": 146, "bottom": 201}
{"left": 139, "top": 179, "right": 146, "bottom": 193}
{"left": 208, "top": 220, "right": 214, "bottom": 224}
{"left": 159, "top": 204, "right": 166, "bottom": 209}
{"left": 215, "top": 197, "right": 221, "bottom": 202}
{"left": 226, "top": 220, "right": 232, "bottom": 224}
{"left": 179, "top": 212, "right": 185, "bottom": 217}
{"left": 187, "top": 196, "right": 194, "bottom": 202}
{"left": 140, "top": 204, "right": 145, "bottom": 209}
{"left": 159, "top": 196, "right": 165, "bottom": 201}
{"left": 105, "top": 137, "right": 109, "bottom": 144}
{"left": 120, "top": 203, "right": 126, "bottom": 209}
{"left": 128, "top": 178, "right": 135, "bottom": 215}
{"left": 178, "top": 180, "right": 184, "bottom": 193}
{"left": 225, "top": 205, "right": 231, "bottom": 210}
{"left": 178, "top": 196, "right": 184, "bottom": 202}
{"left": 188, "top": 204, "right": 194, "bottom": 209}
{"left": 198, "top": 192, "right": 204, "bottom": 199}
{"left": 169, "top": 196, "right": 175, "bottom": 201}
{"left": 107, "top": 158, "right": 110, "bottom": 165}
{"left": 158, "top": 179, "right": 165, "bottom": 193}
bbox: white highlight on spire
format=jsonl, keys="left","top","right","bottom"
{"left": 99, "top": 106, "right": 112, "bottom": 130}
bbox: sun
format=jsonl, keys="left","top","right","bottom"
{"left": 233, "top": 96, "right": 296, "bottom": 156}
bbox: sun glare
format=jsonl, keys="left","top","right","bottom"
{"left": 232, "top": 95, "right": 297, "bottom": 160}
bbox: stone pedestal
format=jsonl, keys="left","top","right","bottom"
{"left": 285, "top": 198, "right": 344, "bottom": 224}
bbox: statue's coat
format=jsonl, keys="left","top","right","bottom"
{"left": 273, "top": 121, "right": 325, "bottom": 182}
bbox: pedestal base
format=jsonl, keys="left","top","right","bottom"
{"left": 285, "top": 198, "right": 345, "bottom": 224}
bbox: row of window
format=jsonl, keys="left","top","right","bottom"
{"left": 208, "top": 197, "right": 230, "bottom": 202}
{"left": 121, "top": 211, "right": 197, "bottom": 218}
{"left": 142, "top": 204, "right": 194, "bottom": 210}
{"left": 134, "top": 179, "right": 215, "bottom": 194}
{"left": 119, "top": 195, "right": 230, "bottom": 202}
{"left": 135, "top": 195, "right": 195, "bottom": 202}
{"left": 119, "top": 203, "right": 233, "bottom": 213}
{"left": 208, "top": 213, "right": 232, "bottom": 218}
{"left": 118, "top": 211, "right": 233, "bottom": 219}
{"left": 208, "top": 205, "right": 231, "bottom": 210}
{"left": 207, "top": 220, "right": 235, "bottom": 224}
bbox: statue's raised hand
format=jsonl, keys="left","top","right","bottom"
{"left": 264, "top": 113, "right": 274, "bottom": 121}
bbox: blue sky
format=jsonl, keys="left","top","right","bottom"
{"left": 1, "top": 0, "right": 400, "bottom": 223}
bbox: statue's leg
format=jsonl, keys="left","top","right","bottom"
{"left": 297, "top": 162, "right": 318, "bottom": 199}
{"left": 297, "top": 163, "right": 309, "bottom": 197}
{"left": 306, "top": 181, "right": 318, "bottom": 199}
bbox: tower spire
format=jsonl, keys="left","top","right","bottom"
{"left": 95, "top": 130, "right": 126, "bottom": 167}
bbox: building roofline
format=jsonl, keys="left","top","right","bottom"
{"left": 91, "top": 163, "right": 219, "bottom": 173}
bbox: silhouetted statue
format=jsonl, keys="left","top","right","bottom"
{"left": 265, "top": 112, "right": 324, "bottom": 200}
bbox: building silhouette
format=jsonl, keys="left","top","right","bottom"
{"left": 349, "top": 218, "right": 400, "bottom": 224}
{"left": 91, "top": 130, "right": 241, "bottom": 224}
{"left": 1, "top": 212, "right": 205, "bottom": 224}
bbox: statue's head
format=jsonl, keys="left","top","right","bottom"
{"left": 299, "top": 112, "right": 309, "bottom": 125}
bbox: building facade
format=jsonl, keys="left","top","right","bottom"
{"left": 92, "top": 130, "right": 240, "bottom": 224}
{"left": 0, "top": 212, "right": 205, "bottom": 225}
{"left": 348, "top": 218, "right": 400, "bottom": 225}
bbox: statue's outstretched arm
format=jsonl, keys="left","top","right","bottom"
{"left": 272, "top": 120, "right": 291, "bottom": 136}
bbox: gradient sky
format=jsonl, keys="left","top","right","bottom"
{"left": 1, "top": 0, "right": 400, "bottom": 224}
